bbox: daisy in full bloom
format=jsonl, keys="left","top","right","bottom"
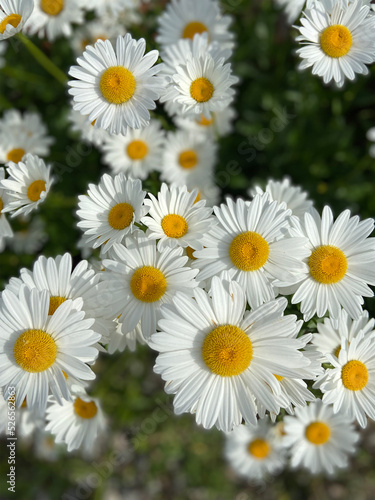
{"left": 0, "top": 0, "right": 34, "bottom": 40}
{"left": 283, "top": 401, "right": 359, "bottom": 474}
{"left": 68, "top": 109, "right": 109, "bottom": 148}
{"left": 102, "top": 231, "right": 199, "bottom": 339}
{"left": 174, "top": 106, "right": 237, "bottom": 139}
{"left": 141, "top": 183, "right": 215, "bottom": 251}
{"left": 68, "top": 34, "right": 163, "bottom": 136}
{"left": 367, "top": 126, "right": 375, "bottom": 158}
{"left": 290, "top": 205, "right": 375, "bottom": 321}
{"left": 46, "top": 388, "right": 106, "bottom": 454}
{"left": 0, "top": 130, "right": 35, "bottom": 165}
{"left": 314, "top": 331, "right": 375, "bottom": 428}
{"left": 0, "top": 154, "right": 53, "bottom": 217}
{"left": 0, "top": 285, "right": 100, "bottom": 411}
{"left": 194, "top": 194, "right": 310, "bottom": 309}
{"left": 225, "top": 417, "right": 286, "bottom": 482}
{"left": 101, "top": 120, "right": 165, "bottom": 180}
{"left": 156, "top": 0, "right": 234, "bottom": 50}
{"left": 0, "top": 42, "right": 7, "bottom": 68}
{"left": 0, "top": 167, "right": 13, "bottom": 251}
{"left": 296, "top": 0, "right": 375, "bottom": 87}
{"left": 77, "top": 173, "right": 148, "bottom": 254}
{"left": 150, "top": 276, "right": 313, "bottom": 431}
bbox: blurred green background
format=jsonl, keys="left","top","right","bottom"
{"left": 1, "top": 0, "right": 375, "bottom": 498}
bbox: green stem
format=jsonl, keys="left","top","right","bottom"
{"left": 16, "top": 33, "right": 68, "bottom": 86}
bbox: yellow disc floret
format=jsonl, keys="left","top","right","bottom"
{"left": 127, "top": 140, "right": 149, "bottom": 160}
{"left": 99, "top": 66, "right": 136, "bottom": 104}
{"left": 130, "top": 266, "right": 167, "bottom": 303}
{"left": 305, "top": 421, "right": 331, "bottom": 445}
{"left": 320, "top": 25, "right": 352, "bottom": 58}
{"left": 182, "top": 21, "right": 208, "bottom": 40}
{"left": 13, "top": 329, "right": 57, "bottom": 373}
{"left": 308, "top": 245, "right": 348, "bottom": 284}
{"left": 7, "top": 148, "right": 25, "bottom": 163}
{"left": 27, "top": 180, "right": 46, "bottom": 202}
{"left": 108, "top": 203, "right": 134, "bottom": 230}
{"left": 41, "top": 0, "right": 64, "bottom": 16}
{"left": 341, "top": 360, "right": 368, "bottom": 391}
{"left": 179, "top": 150, "right": 198, "bottom": 169}
{"left": 229, "top": 231, "right": 269, "bottom": 272}
{"left": 0, "top": 14, "right": 22, "bottom": 34}
{"left": 48, "top": 296, "right": 67, "bottom": 316}
{"left": 202, "top": 325, "right": 253, "bottom": 377}
{"left": 161, "top": 214, "right": 188, "bottom": 239}
{"left": 248, "top": 439, "right": 271, "bottom": 459}
{"left": 190, "top": 78, "right": 214, "bottom": 103}
{"left": 73, "top": 397, "right": 98, "bottom": 419}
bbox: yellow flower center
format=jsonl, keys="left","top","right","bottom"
{"left": 13, "top": 329, "right": 57, "bottom": 373}
{"left": 341, "top": 360, "right": 368, "bottom": 391}
{"left": 27, "top": 180, "right": 46, "bottom": 202}
{"left": 161, "top": 214, "right": 188, "bottom": 238}
{"left": 197, "top": 114, "right": 214, "bottom": 127}
{"left": 0, "top": 197, "right": 3, "bottom": 214}
{"left": 179, "top": 150, "right": 198, "bottom": 169}
{"left": 99, "top": 66, "right": 136, "bottom": 104}
{"left": 202, "top": 325, "right": 253, "bottom": 377}
{"left": 305, "top": 421, "right": 331, "bottom": 445}
{"left": 308, "top": 245, "right": 348, "bottom": 284}
{"left": 127, "top": 140, "right": 148, "bottom": 160}
{"left": 7, "top": 148, "right": 25, "bottom": 163}
{"left": 130, "top": 266, "right": 167, "bottom": 303}
{"left": 73, "top": 397, "right": 98, "bottom": 419}
{"left": 41, "top": 0, "right": 64, "bottom": 16}
{"left": 108, "top": 202, "right": 134, "bottom": 230}
{"left": 248, "top": 439, "right": 270, "bottom": 460}
{"left": 320, "top": 25, "right": 352, "bottom": 58}
{"left": 229, "top": 232, "right": 269, "bottom": 272}
{"left": 0, "top": 14, "right": 22, "bottom": 34}
{"left": 190, "top": 78, "right": 214, "bottom": 103}
{"left": 186, "top": 246, "right": 197, "bottom": 260}
{"left": 48, "top": 296, "right": 66, "bottom": 315}
{"left": 182, "top": 21, "right": 208, "bottom": 40}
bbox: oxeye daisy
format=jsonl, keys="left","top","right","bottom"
{"left": 0, "top": 168, "right": 13, "bottom": 251}
{"left": 314, "top": 331, "right": 375, "bottom": 428}
{"left": 0, "top": 286, "right": 100, "bottom": 411}
{"left": 68, "top": 34, "right": 163, "bottom": 136}
{"left": 102, "top": 231, "right": 199, "bottom": 339}
{"left": 0, "top": 0, "right": 34, "bottom": 40}
{"left": 0, "top": 130, "right": 35, "bottom": 164}
{"left": 0, "top": 153, "right": 53, "bottom": 217}
{"left": 150, "top": 276, "right": 313, "bottom": 431}
{"left": 290, "top": 205, "right": 375, "bottom": 321}
{"left": 295, "top": 0, "right": 375, "bottom": 87}
{"left": 77, "top": 173, "right": 148, "bottom": 254}
{"left": 174, "top": 106, "right": 237, "bottom": 139}
{"left": 283, "top": 401, "right": 359, "bottom": 475}
{"left": 194, "top": 194, "right": 310, "bottom": 309}
{"left": 101, "top": 120, "right": 165, "bottom": 180}
{"left": 141, "top": 183, "right": 215, "bottom": 251}
{"left": 224, "top": 417, "right": 286, "bottom": 482}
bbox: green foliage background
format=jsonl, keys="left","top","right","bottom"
{"left": 1, "top": 0, "right": 375, "bottom": 499}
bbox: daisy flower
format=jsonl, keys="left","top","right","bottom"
{"left": 141, "top": 183, "right": 215, "bottom": 251}
{"left": 101, "top": 120, "right": 165, "bottom": 180}
{"left": 77, "top": 173, "right": 148, "bottom": 254}
{"left": 290, "top": 205, "right": 375, "bottom": 321}
{"left": 156, "top": 0, "right": 234, "bottom": 50}
{"left": 0, "top": 130, "right": 35, "bottom": 164}
{"left": 174, "top": 106, "right": 237, "bottom": 139}
{"left": 0, "top": 153, "right": 53, "bottom": 217}
{"left": 224, "top": 417, "right": 286, "bottom": 482}
{"left": 283, "top": 401, "right": 359, "bottom": 474}
{"left": 0, "top": 167, "right": 13, "bottom": 251}
{"left": 0, "top": 286, "right": 100, "bottom": 411}
{"left": 102, "top": 231, "right": 199, "bottom": 339}
{"left": 314, "top": 331, "right": 375, "bottom": 428}
{"left": 68, "top": 34, "right": 163, "bottom": 136}
{"left": 194, "top": 194, "right": 310, "bottom": 309}
{"left": 0, "top": 41, "right": 7, "bottom": 68}
{"left": 0, "top": 0, "right": 34, "bottom": 40}
{"left": 296, "top": 0, "right": 375, "bottom": 87}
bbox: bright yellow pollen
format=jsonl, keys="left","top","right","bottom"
{"left": 13, "top": 329, "right": 57, "bottom": 373}
{"left": 198, "top": 115, "right": 214, "bottom": 127}
{"left": 320, "top": 25, "right": 352, "bottom": 58}
{"left": 127, "top": 140, "right": 149, "bottom": 160}
{"left": 229, "top": 232, "right": 269, "bottom": 272}
{"left": 274, "top": 374, "right": 284, "bottom": 381}
{"left": 186, "top": 246, "right": 197, "bottom": 260}
{"left": 41, "top": 0, "right": 64, "bottom": 16}
{"left": 202, "top": 325, "right": 253, "bottom": 377}
{"left": 7, "top": 148, "right": 25, "bottom": 163}
{"left": 305, "top": 421, "right": 331, "bottom": 445}
{"left": 182, "top": 21, "right": 208, "bottom": 40}
{"left": 130, "top": 266, "right": 167, "bottom": 303}
{"left": 0, "top": 14, "right": 22, "bottom": 34}
{"left": 27, "top": 180, "right": 46, "bottom": 202}
{"left": 190, "top": 78, "right": 214, "bottom": 103}
{"left": 48, "top": 296, "right": 66, "bottom": 315}
{"left": 179, "top": 150, "right": 198, "bottom": 169}
{"left": 248, "top": 439, "right": 271, "bottom": 459}
{"left": 0, "top": 197, "right": 3, "bottom": 214}
{"left": 108, "top": 203, "right": 134, "bottom": 230}
{"left": 73, "top": 397, "right": 98, "bottom": 419}
{"left": 308, "top": 245, "right": 348, "bottom": 284}
{"left": 161, "top": 214, "right": 188, "bottom": 239}
{"left": 99, "top": 66, "right": 136, "bottom": 104}
{"left": 341, "top": 360, "right": 368, "bottom": 391}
